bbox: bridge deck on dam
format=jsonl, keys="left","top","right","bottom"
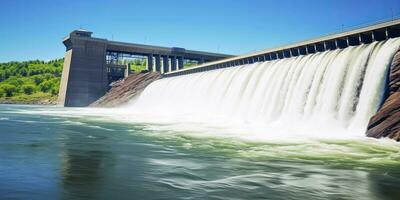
{"left": 165, "top": 18, "right": 400, "bottom": 77}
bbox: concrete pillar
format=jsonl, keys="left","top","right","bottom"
{"left": 124, "top": 63, "right": 131, "bottom": 78}
{"left": 147, "top": 54, "right": 154, "bottom": 72}
{"left": 155, "top": 55, "right": 161, "bottom": 72}
{"left": 171, "top": 56, "right": 177, "bottom": 71}
{"left": 177, "top": 56, "right": 184, "bottom": 69}
{"left": 162, "top": 55, "right": 169, "bottom": 73}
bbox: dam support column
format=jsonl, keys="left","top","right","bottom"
{"left": 155, "top": 55, "right": 161, "bottom": 72}
{"left": 147, "top": 54, "right": 154, "bottom": 72}
{"left": 171, "top": 56, "right": 177, "bottom": 71}
{"left": 162, "top": 55, "right": 169, "bottom": 73}
{"left": 178, "top": 57, "right": 184, "bottom": 70}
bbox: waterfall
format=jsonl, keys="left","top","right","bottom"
{"left": 126, "top": 38, "right": 400, "bottom": 138}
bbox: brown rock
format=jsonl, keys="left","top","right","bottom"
{"left": 367, "top": 50, "right": 400, "bottom": 141}
{"left": 90, "top": 72, "right": 161, "bottom": 107}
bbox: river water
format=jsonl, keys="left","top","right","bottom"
{"left": 0, "top": 104, "right": 400, "bottom": 200}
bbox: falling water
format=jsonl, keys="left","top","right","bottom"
{"left": 127, "top": 38, "right": 400, "bottom": 138}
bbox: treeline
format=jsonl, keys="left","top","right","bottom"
{"left": 0, "top": 59, "right": 63, "bottom": 102}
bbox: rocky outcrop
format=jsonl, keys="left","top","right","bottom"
{"left": 367, "top": 50, "right": 400, "bottom": 141}
{"left": 90, "top": 72, "right": 161, "bottom": 107}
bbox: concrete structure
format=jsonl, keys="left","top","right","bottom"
{"left": 165, "top": 18, "right": 400, "bottom": 77}
{"left": 58, "top": 30, "right": 232, "bottom": 107}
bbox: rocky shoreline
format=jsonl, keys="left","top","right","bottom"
{"left": 0, "top": 101, "right": 56, "bottom": 105}
{"left": 0, "top": 98, "right": 57, "bottom": 105}
{"left": 367, "top": 50, "right": 400, "bottom": 141}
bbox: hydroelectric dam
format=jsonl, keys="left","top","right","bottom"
{"left": 59, "top": 19, "right": 400, "bottom": 140}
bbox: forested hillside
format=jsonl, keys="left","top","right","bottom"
{"left": 0, "top": 59, "right": 63, "bottom": 104}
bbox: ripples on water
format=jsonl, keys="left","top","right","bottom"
{"left": 0, "top": 105, "right": 400, "bottom": 200}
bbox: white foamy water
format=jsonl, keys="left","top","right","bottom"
{"left": 122, "top": 38, "right": 400, "bottom": 140}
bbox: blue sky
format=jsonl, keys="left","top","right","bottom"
{"left": 0, "top": 0, "right": 399, "bottom": 62}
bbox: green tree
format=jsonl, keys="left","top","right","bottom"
{"left": 50, "top": 85, "right": 59, "bottom": 95}
{"left": 22, "top": 84, "right": 35, "bottom": 95}
{"left": 39, "top": 80, "right": 53, "bottom": 92}
{"left": 31, "top": 74, "right": 45, "bottom": 85}
{"left": 0, "top": 84, "right": 17, "bottom": 97}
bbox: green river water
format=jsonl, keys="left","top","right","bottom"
{"left": 0, "top": 104, "right": 400, "bottom": 200}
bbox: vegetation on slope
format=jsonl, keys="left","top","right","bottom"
{"left": 0, "top": 59, "right": 63, "bottom": 104}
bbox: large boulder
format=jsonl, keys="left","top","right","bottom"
{"left": 367, "top": 50, "right": 400, "bottom": 141}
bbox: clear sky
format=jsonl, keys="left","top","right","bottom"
{"left": 0, "top": 0, "right": 399, "bottom": 62}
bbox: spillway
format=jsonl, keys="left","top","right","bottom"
{"left": 127, "top": 38, "right": 400, "bottom": 138}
